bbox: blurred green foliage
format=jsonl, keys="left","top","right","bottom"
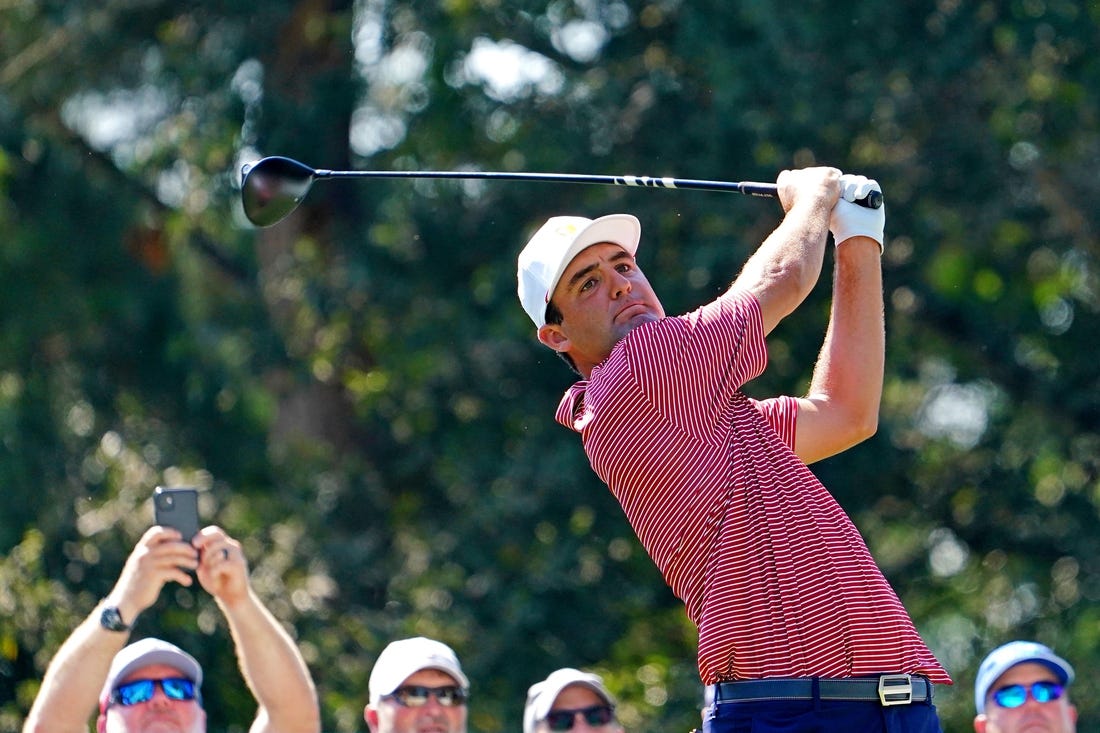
{"left": 2, "top": 1, "right": 1099, "bottom": 732}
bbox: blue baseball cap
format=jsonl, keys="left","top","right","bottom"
{"left": 974, "top": 640, "right": 1075, "bottom": 713}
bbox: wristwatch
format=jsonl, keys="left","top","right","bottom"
{"left": 99, "top": 605, "right": 130, "bottom": 632}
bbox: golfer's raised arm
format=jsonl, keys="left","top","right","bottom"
{"left": 731, "top": 167, "right": 840, "bottom": 335}
{"left": 794, "top": 175, "right": 887, "bottom": 464}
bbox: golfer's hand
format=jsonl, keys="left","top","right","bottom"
{"left": 830, "top": 175, "right": 885, "bottom": 248}
{"left": 776, "top": 167, "right": 841, "bottom": 214}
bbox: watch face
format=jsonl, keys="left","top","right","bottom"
{"left": 101, "top": 606, "right": 128, "bottom": 632}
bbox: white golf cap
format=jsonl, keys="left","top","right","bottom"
{"left": 99, "top": 638, "right": 203, "bottom": 709}
{"left": 974, "top": 640, "right": 1075, "bottom": 713}
{"left": 368, "top": 637, "right": 469, "bottom": 705}
{"left": 524, "top": 668, "right": 616, "bottom": 733}
{"left": 517, "top": 214, "right": 641, "bottom": 328}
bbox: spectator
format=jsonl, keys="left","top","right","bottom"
{"left": 364, "top": 636, "right": 469, "bottom": 733}
{"left": 22, "top": 525, "right": 320, "bottom": 733}
{"left": 525, "top": 668, "right": 623, "bottom": 733}
{"left": 974, "top": 640, "right": 1077, "bottom": 733}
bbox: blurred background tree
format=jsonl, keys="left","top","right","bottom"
{"left": 2, "top": 1, "right": 1099, "bottom": 731}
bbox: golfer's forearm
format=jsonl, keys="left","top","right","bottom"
{"left": 808, "top": 237, "right": 884, "bottom": 432}
{"left": 735, "top": 202, "right": 830, "bottom": 332}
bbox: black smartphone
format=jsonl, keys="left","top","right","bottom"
{"left": 153, "top": 486, "right": 200, "bottom": 541}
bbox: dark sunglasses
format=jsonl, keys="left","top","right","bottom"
{"left": 110, "top": 677, "right": 200, "bottom": 707}
{"left": 991, "top": 681, "right": 1065, "bottom": 709}
{"left": 384, "top": 685, "right": 468, "bottom": 708}
{"left": 545, "top": 704, "right": 615, "bottom": 731}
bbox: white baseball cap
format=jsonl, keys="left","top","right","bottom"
{"left": 99, "top": 638, "right": 203, "bottom": 709}
{"left": 517, "top": 214, "right": 641, "bottom": 328}
{"left": 368, "top": 637, "right": 469, "bottom": 705}
{"left": 974, "top": 640, "right": 1075, "bottom": 713}
{"left": 523, "top": 668, "right": 616, "bottom": 733}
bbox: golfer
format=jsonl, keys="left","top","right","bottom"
{"left": 516, "top": 167, "right": 950, "bottom": 732}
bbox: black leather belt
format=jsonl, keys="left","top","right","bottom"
{"left": 712, "top": 675, "right": 932, "bottom": 706}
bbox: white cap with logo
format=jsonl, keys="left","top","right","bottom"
{"left": 517, "top": 214, "right": 641, "bottom": 328}
{"left": 99, "top": 638, "right": 203, "bottom": 709}
{"left": 368, "top": 637, "right": 469, "bottom": 705}
{"left": 524, "top": 668, "right": 616, "bottom": 733}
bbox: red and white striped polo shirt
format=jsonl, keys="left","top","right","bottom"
{"left": 555, "top": 289, "right": 950, "bottom": 685}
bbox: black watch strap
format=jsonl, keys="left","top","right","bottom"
{"left": 99, "top": 605, "right": 130, "bottom": 632}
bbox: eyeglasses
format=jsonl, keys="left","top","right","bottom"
{"left": 544, "top": 705, "right": 616, "bottom": 731}
{"left": 384, "top": 685, "right": 468, "bottom": 707}
{"left": 110, "top": 678, "right": 200, "bottom": 707}
{"left": 991, "top": 681, "right": 1065, "bottom": 709}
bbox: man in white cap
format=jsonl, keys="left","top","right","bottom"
{"left": 524, "top": 668, "right": 623, "bottom": 733}
{"left": 22, "top": 525, "right": 320, "bottom": 733}
{"left": 364, "top": 636, "right": 470, "bottom": 733}
{"left": 516, "top": 169, "right": 951, "bottom": 733}
{"left": 974, "top": 640, "right": 1077, "bottom": 733}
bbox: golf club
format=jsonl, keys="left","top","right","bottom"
{"left": 240, "top": 155, "right": 883, "bottom": 228}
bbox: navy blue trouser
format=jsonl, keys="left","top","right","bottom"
{"left": 704, "top": 697, "right": 944, "bottom": 733}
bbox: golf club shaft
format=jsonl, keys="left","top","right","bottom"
{"left": 239, "top": 156, "right": 883, "bottom": 227}
{"left": 312, "top": 168, "right": 779, "bottom": 198}
{"left": 309, "top": 170, "right": 881, "bottom": 208}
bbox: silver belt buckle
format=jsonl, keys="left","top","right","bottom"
{"left": 877, "top": 674, "right": 913, "bottom": 706}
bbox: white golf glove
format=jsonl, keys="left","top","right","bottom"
{"left": 830, "top": 174, "right": 885, "bottom": 251}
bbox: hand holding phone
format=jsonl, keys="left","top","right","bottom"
{"left": 153, "top": 486, "right": 200, "bottom": 542}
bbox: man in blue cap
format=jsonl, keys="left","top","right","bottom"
{"left": 973, "top": 640, "right": 1077, "bottom": 732}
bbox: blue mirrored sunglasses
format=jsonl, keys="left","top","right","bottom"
{"left": 545, "top": 705, "right": 616, "bottom": 731}
{"left": 383, "top": 685, "right": 468, "bottom": 707}
{"left": 110, "top": 677, "right": 200, "bottom": 707}
{"left": 991, "top": 681, "right": 1064, "bottom": 709}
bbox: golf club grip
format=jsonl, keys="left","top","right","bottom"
{"left": 694, "top": 181, "right": 882, "bottom": 209}
{"left": 594, "top": 176, "right": 884, "bottom": 210}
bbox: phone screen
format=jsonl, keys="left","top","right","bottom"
{"left": 153, "top": 486, "right": 200, "bottom": 541}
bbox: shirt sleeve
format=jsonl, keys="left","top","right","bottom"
{"left": 751, "top": 395, "right": 799, "bottom": 450}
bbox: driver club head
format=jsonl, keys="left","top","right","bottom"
{"left": 240, "top": 156, "right": 318, "bottom": 227}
